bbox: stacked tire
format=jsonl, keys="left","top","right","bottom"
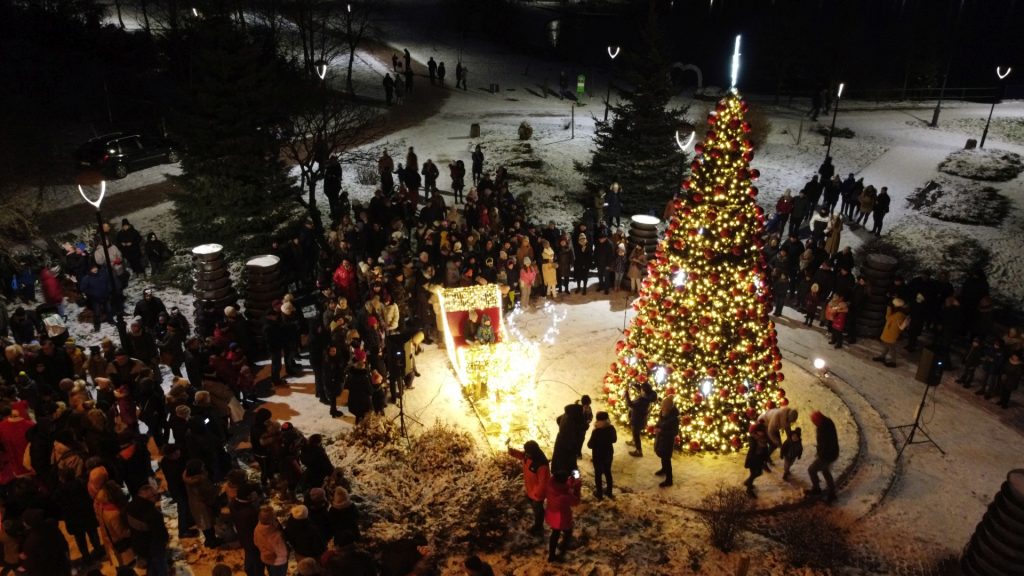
{"left": 244, "top": 255, "right": 285, "bottom": 321}
{"left": 192, "top": 244, "right": 237, "bottom": 331}
{"left": 855, "top": 253, "right": 897, "bottom": 338}
{"left": 628, "top": 215, "right": 661, "bottom": 259}
{"left": 962, "top": 469, "right": 1024, "bottom": 575}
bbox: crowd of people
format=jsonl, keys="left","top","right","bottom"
{"left": 0, "top": 122, "right": 1020, "bottom": 574}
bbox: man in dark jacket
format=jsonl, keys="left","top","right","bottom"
{"left": 807, "top": 411, "right": 839, "bottom": 502}
{"left": 551, "top": 403, "right": 584, "bottom": 475}
{"left": 230, "top": 483, "right": 263, "bottom": 576}
{"left": 80, "top": 264, "right": 112, "bottom": 331}
{"left": 587, "top": 411, "right": 617, "bottom": 499}
{"left": 126, "top": 484, "right": 171, "bottom": 576}
{"left": 284, "top": 504, "right": 327, "bottom": 562}
{"left": 133, "top": 289, "right": 167, "bottom": 333}
{"left": 263, "top": 309, "right": 287, "bottom": 386}
{"left": 626, "top": 382, "right": 656, "bottom": 457}
{"left": 654, "top": 396, "right": 680, "bottom": 487}
{"left": 789, "top": 191, "right": 810, "bottom": 238}
{"left": 871, "top": 186, "right": 891, "bottom": 236}
{"left": 116, "top": 218, "right": 145, "bottom": 273}
{"left": 592, "top": 235, "right": 615, "bottom": 294}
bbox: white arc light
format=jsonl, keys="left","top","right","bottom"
{"left": 730, "top": 35, "right": 742, "bottom": 89}
{"left": 837, "top": 82, "right": 845, "bottom": 98}
{"left": 77, "top": 181, "right": 106, "bottom": 209}
{"left": 607, "top": 46, "right": 620, "bottom": 60}
{"left": 997, "top": 66, "right": 1012, "bottom": 80}
{"left": 675, "top": 130, "right": 695, "bottom": 151}
{"left": 191, "top": 7, "right": 198, "bottom": 16}
{"left": 316, "top": 64, "right": 328, "bottom": 80}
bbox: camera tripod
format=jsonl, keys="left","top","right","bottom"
{"left": 889, "top": 382, "right": 945, "bottom": 460}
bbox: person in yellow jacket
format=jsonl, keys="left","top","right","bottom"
{"left": 873, "top": 298, "right": 908, "bottom": 366}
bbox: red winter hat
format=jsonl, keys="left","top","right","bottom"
{"left": 367, "top": 316, "right": 378, "bottom": 327}
{"left": 810, "top": 411, "right": 824, "bottom": 426}
{"left": 353, "top": 349, "right": 367, "bottom": 363}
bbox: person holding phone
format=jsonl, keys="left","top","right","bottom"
{"left": 507, "top": 440, "right": 550, "bottom": 534}
{"left": 543, "top": 470, "right": 581, "bottom": 562}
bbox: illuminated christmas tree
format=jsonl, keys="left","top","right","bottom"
{"left": 604, "top": 89, "right": 786, "bottom": 453}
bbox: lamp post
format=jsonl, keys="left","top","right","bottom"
{"left": 980, "top": 66, "right": 1012, "bottom": 149}
{"left": 604, "top": 45, "right": 620, "bottom": 122}
{"left": 824, "top": 82, "right": 845, "bottom": 161}
{"left": 77, "top": 182, "right": 127, "bottom": 347}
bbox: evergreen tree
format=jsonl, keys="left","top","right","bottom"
{"left": 167, "top": 16, "right": 296, "bottom": 253}
{"left": 575, "top": 3, "right": 688, "bottom": 214}
{"left": 604, "top": 90, "right": 785, "bottom": 453}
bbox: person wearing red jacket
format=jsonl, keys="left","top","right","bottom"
{"left": 332, "top": 260, "right": 359, "bottom": 305}
{"left": 39, "top": 266, "right": 64, "bottom": 314}
{"left": 544, "top": 470, "right": 581, "bottom": 562}
{"left": 0, "top": 406, "right": 35, "bottom": 485}
{"left": 508, "top": 440, "right": 550, "bottom": 533}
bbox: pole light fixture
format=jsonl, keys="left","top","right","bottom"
{"left": 604, "top": 45, "right": 621, "bottom": 123}
{"left": 77, "top": 181, "right": 127, "bottom": 347}
{"left": 981, "top": 66, "right": 1012, "bottom": 149}
{"left": 824, "top": 82, "right": 845, "bottom": 161}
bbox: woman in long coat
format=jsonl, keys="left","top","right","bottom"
{"left": 572, "top": 234, "right": 592, "bottom": 294}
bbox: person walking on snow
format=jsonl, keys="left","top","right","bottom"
{"left": 437, "top": 62, "right": 446, "bottom": 87}
{"left": 544, "top": 471, "right": 581, "bottom": 562}
{"left": 427, "top": 57, "right": 437, "bottom": 84}
{"left": 871, "top": 186, "right": 890, "bottom": 235}
{"left": 807, "top": 411, "right": 839, "bottom": 503}
{"left": 383, "top": 73, "right": 394, "bottom": 106}
{"left": 507, "top": 440, "right": 550, "bottom": 533}
{"left": 653, "top": 395, "right": 679, "bottom": 487}
{"left": 587, "top": 411, "right": 616, "bottom": 500}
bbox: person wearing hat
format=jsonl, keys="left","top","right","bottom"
{"left": 327, "top": 486, "right": 361, "bottom": 546}
{"left": 873, "top": 298, "right": 908, "bottom": 366}
{"left": 573, "top": 233, "right": 592, "bottom": 295}
{"left": 254, "top": 505, "right": 289, "bottom": 576}
{"left": 806, "top": 411, "right": 839, "bottom": 502}
{"left": 125, "top": 483, "right": 170, "bottom": 575}
{"left": 284, "top": 504, "right": 326, "bottom": 564}
{"left": 653, "top": 395, "right": 680, "bottom": 488}
{"left": 519, "top": 256, "right": 538, "bottom": 309}
{"left": 587, "top": 411, "right": 617, "bottom": 500}
{"left": 540, "top": 242, "right": 558, "bottom": 298}
{"left": 133, "top": 289, "right": 167, "bottom": 333}
{"left": 184, "top": 459, "right": 223, "bottom": 548}
{"left": 115, "top": 218, "right": 145, "bottom": 273}
{"left": 346, "top": 349, "right": 373, "bottom": 423}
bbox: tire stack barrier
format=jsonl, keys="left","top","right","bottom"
{"left": 192, "top": 244, "right": 237, "bottom": 334}
{"left": 244, "top": 255, "right": 285, "bottom": 321}
{"left": 961, "top": 469, "right": 1024, "bottom": 575}
{"left": 856, "top": 253, "right": 897, "bottom": 338}
{"left": 628, "top": 214, "right": 661, "bottom": 259}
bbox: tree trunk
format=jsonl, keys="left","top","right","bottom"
{"left": 346, "top": 49, "right": 356, "bottom": 93}
{"left": 306, "top": 173, "right": 326, "bottom": 239}
{"left": 114, "top": 0, "right": 126, "bottom": 28}
{"left": 140, "top": 0, "right": 151, "bottom": 34}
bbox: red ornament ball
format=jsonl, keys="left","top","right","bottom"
{"left": 689, "top": 440, "right": 701, "bottom": 452}
{"left": 692, "top": 193, "right": 704, "bottom": 203}
{"left": 731, "top": 435, "right": 742, "bottom": 448}
{"left": 681, "top": 415, "right": 691, "bottom": 426}
{"left": 707, "top": 366, "right": 718, "bottom": 377}
{"left": 777, "top": 388, "right": 786, "bottom": 398}
{"left": 736, "top": 384, "right": 748, "bottom": 395}
{"left": 646, "top": 425, "right": 656, "bottom": 434}
{"left": 750, "top": 168, "right": 761, "bottom": 179}
{"left": 765, "top": 400, "right": 775, "bottom": 410}
{"left": 681, "top": 179, "right": 692, "bottom": 190}
{"left": 781, "top": 398, "right": 790, "bottom": 406}
{"left": 755, "top": 382, "right": 764, "bottom": 392}
{"left": 777, "top": 373, "right": 786, "bottom": 382}
{"left": 692, "top": 392, "right": 704, "bottom": 404}
{"left": 728, "top": 412, "right": 739, "bottom": 422}
{"left": 719, "top": 387, "right": 730, "bottom": 398}
{"left": 665, "top": 387, "right": 676, "bottom": 396}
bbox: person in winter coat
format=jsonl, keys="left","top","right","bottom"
{"left": 789, "top": 191, "right": 810, "bottom": 237}
{"left": 551, "top": 403, "right": 585, "bottom": 475}
{"left": 80, "top": 264, "right": 112, "bottom": 331}
{"left": 556, "top": 236, "right": 575, "bottom": 294}
{"left": 519, "top": 257, "right": 538, "bottom": 308}
{"left": 586, "top": 411, "right": 616, "bottom": 499}
{"left": 184, "top": 459, "right": 222, "bottom": 548}
{"left": 145, "top": 232, "right": 172, "bottom": 274}
{"left": 116, "top": 219, "right": 145, "bottom": 273}
{"left": 780, "top": 426, "right": 803, "bottom": 481}
{"left": 957, "top": 336, "right": 984, "bottom": 388}
{"left": 606, "top": 183, "right": 623, "bottom": 228}
{"left": 654, "top": 395, "right": 680, "bottom": 487}
{"left": 856, "top": 185, "right": 876, "bottom": 226}
{"left": 126, "top": 484, "right": 171, "bottom": 576}
{"left": 284, "top": 505, "right": 326, "bottom": 563}
{"left": 592, "top": 235, "right": 614, "bottom": 294}
{"left": 572, "top": 234, "right": 592, "bottom": 294}
{"left": 871, "top": 186, "right": 890, "bottom": 235}
{"left": 449, "top": 160, "right": 466, "bottom": 204}
{"left": 541, "top": 244, "right": 558, "bottom": 298}
{"left": 254, "top": 505, "right": 289, "bottom": 576}
{"left": 977, "top": 338, "right": 1007, "bottom": 399}
{"left": 228, "top": 483, "right": 262, "bottom": 576}
{"left": 775, "top": 189, "right": 795, "bottom": 233}
{"left": 803, "top": 283, "right": 821, "bottom": 326}
{"left": 508, "top": 440, "right": 550, "bottom": 533}
{"left": 626, "top": 381, "right": 656, "bottom": 457}
{"left": 995, "top": 352, "right": 1021, "bottom": 408}
{"left": 807, "top": 411, "right": 839, "bottom": 502}
{"left": 758, "top": 406, "right": 799, "bottom": 460}
{"left": 611, "top": 243, "right": 628, "bottom": 292}
{"left": 39, "top": 265, "right": 64, "bottom": 313}
{"left": 20, "top": 509, "right": 71, "bottom": 576}
{"left": 873, "top": 298, "right": 907, "bottom": 366}
{"left": 743, "top": 422, "right": 771, "bottom": 498}
{"left": 328, "top": 486, "right": 361, "bottom": 547}
{"left": 345, "top": 349, "right": 373, "bottom": 423}
{"left": 826, "top": 293, "right": 849, "bottom": 348}
{"left": 90, "top": 467, "right": 132, "bottom": 566}
{"left": 627, "top": 244, "right": 647, "bottom": 294}
{"left": 54, "top": 467, "right": 104, "bottom": 562}
{"left": 471, "top": 144, "right": 484, "bottom": 185}
{"left": 0, "top": 406, "right": 34, "bottom": 484}
{"left": 824, "top": 214, "right": 843, "bottom": 256}
{"left": 544, "top": 471, "right": 581, "bottom": 562}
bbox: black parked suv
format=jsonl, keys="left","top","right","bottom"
{"left": 76, "top": 133, "right": 180, "bottom": 179}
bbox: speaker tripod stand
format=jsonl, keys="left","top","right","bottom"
{"left": 889, "top": 382, "right": 945, "bottom": 460}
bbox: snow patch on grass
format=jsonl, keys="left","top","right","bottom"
{"left": 905, "top": 177, "right": 1010, "bottom": 226}
{"left": 938, "top": 148, "right": 1024, "bottom": 182}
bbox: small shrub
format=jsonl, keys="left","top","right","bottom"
{"left": 687, "top": 546, "right": 707, "bottom": 572}
{"left": 518, "top": 121, "right": 533, "bottom": 140}
{"left": 345, "top": 412, "right": 402, "bottom": 450}
{"left": 356, "top": 164, "right": 378, "bottom": 186}
{"left": 816, "top": 125, "right": 855, "bottom": 139}
{"left": 776, "top": 508, "right": 850, "bottom": 569}
{"left": 696, "top": 485, "right": 752, "bottom": 552}
{"left": 938, "top": 148, "right": 1024, "bottom": 181}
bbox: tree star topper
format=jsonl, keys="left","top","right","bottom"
{"left": 730, "top": 35, "right": 742, "bottom": 90}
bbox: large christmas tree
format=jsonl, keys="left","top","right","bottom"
{"left": 604, "top": 90, "right": 785, "bottom": 453}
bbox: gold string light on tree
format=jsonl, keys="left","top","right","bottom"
{"left": 603, "top": 87, "right": 786, "bottom": 453}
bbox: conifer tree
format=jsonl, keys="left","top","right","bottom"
{"left": 575, "top": 3, "right": 688, "bottom": 212}
{"left": 168, "top": 16, "right": 296, "bottom": 253}
{"left": 604, "top": 90, "right": 785, "bottom": 453}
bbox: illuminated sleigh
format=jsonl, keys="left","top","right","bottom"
{"left": 436, "top": 284, "right": 540, "bottom": 443}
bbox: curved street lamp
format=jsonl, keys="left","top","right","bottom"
{"left": 981, "top": 66, "right": 1012, "bottom": 149}
{"left": 604, "top": 45, "right": 620, "bottom": 122}
{"left": 77, "top": 181, "right": 127, "bottom": 347}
